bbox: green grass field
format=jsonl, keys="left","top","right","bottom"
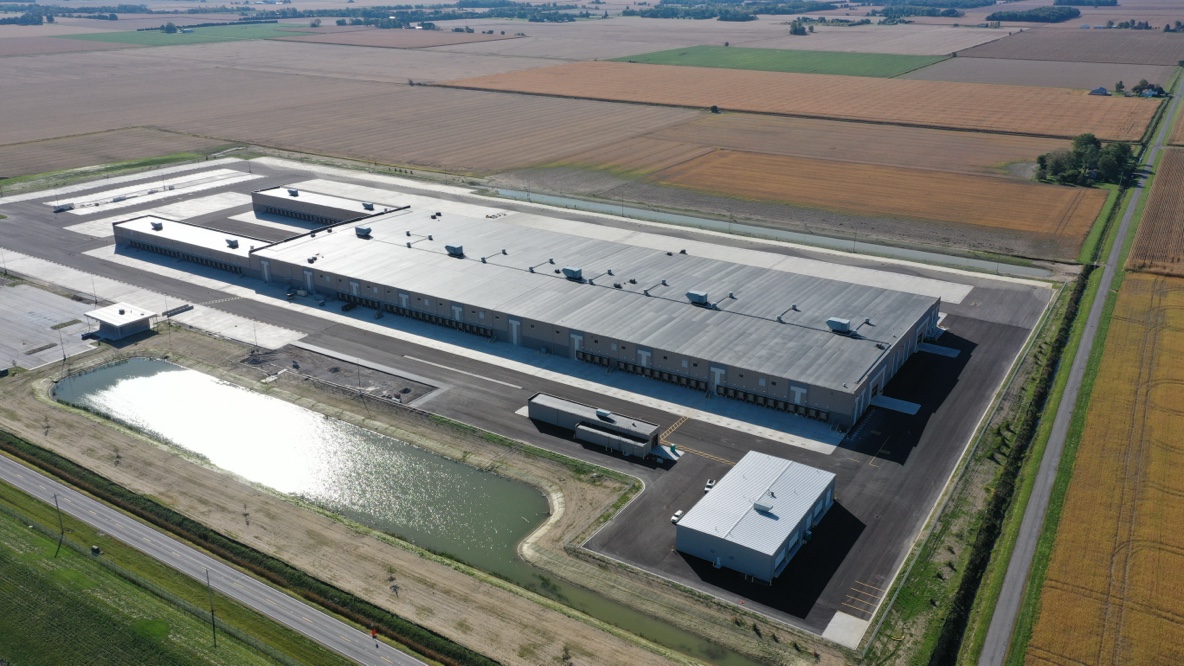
{"left": 60, "top": 23, "right": 310, "bottom": 46}
{"left": 612, "top": 46, "right": 947, "bottom": 78}
{"left": 0, "top": 478, "right": 355, "bottom": 666}
{"left": 0, "top": 505, "right": 270, "bottom": 665}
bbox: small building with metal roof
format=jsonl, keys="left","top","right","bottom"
{"left": 676, "top": 451, "right": 835, "bottom": 583}
{"left": 84, "top": 302, "right": 155, "bottom": 340}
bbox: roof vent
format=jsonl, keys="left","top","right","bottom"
{"left": 445, "top": 244, "right": 464, "bottom": 257}
{"left": 826, "top": 317, "right": 852, "bottom": 334}
{"left": 150, "top": 221, "right": 164, "bottom": 231}
{"left": 629, "top": 279, "right": 637, "bottom": 285}
{"left": 680, "top": 249, "right": 687, "bottom": 254}
{"left": 307, "top": 256, "right": 316, "bottom": 264}
{"left": 226, "top": 238, "right": 239, "bottom": 249}
{"left": 287, "top": 188, "right": 299, "bottom": 197}
{"left": 355, "top": 226, "right": 372, "bottom": 238}
{"left": 118, "top": 309, "right": 125, "bottom": 315}
{"left": 430, "top": 214, "right": 437, "bottom": 220}
{"left": 562, "top": 267, "right": 583, "bottom": 281}
{"left": 595, "top": 408, "right": 613, "bottom": 420}
{"left": 362, "top": 202, "right": 375, "bottom": 211}
{"left": 686, "top": 290, "right": 709, "bottom": 305}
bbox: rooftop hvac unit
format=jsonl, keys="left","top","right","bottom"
{"left": 307, "top": 256, "right": 316, "bottom": 264}
{"left": 596, "top": 408, "right": 614, "bottom": 421}
{"left": 362, "top": 202, "right": 375, "bottom": 211}
{"left": 150, "top": 221, "right": 164, "bottom": 231}
{"left": 118, "top": 309, "right": 125, "bottom": 315}
{"left": 753, "top": 491, "right": 776, "bottom": 513}
{"left": 445, "top": 244, "right": 464, "bottom": 257}
{"left": 355, "top": 226, "right": 372, "bottom": 238}
{"left": 562, "top": 267, "right": 583, "bottom": 281}
{"left": 287, "top": 188, "right": 299, "bottom": 197}
{"left": 826, "top": 317, "right": 852, "bottom": 334}
{"left": 226, "top": 238, "right": 239, "bottom": 249}
{"left": 686, "top": 290, "right": 709, "bottom": 305}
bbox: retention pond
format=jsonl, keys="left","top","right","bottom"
{"left": 54, "top": 358, "right": 761, "bottom": 666}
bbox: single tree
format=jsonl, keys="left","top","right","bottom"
{"left": 1115, "top": 80, "right": 1125, "bottom": 93}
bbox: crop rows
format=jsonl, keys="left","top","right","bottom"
{"left": 1129, "top": 149, "right": 1184, "bottom": 276}
{"left": 441, "top": 61, "right": 1159, "bottom": 140}
{"left": 1026, "top": 274, "right": 1184, "bottom": 665}
{"left": 655, "top": 149, "right": 1108, "bottom": 240}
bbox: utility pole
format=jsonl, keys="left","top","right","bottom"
{"left": 52, "top": 494, "right": 65, "bottom": 558}
{"left": 90, "top": 276, "right": 98, "bottom": 305}
{"left": 206, "top": 569, "right": 217, "bottom": 648}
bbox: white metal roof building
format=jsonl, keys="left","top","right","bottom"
{"left": 249, "top": 207, "right": 940, "bottom": 428}
{"left": 84, "top": 302, "right": 155, "bottom": 340}
{"left": 676, "top": 451, "right": 836, "bottom": 582}
{"left": 112, "top": 183, "right": 941, "bottom": 428}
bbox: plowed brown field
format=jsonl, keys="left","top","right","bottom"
{"left": 440, "top": 61, "right": 1158, "bottom": 140}
{"left": 273, "top": 29, "right": 519, "bottom": 49}
{"left": 0, "top": 36, "right": 136, "bottom": 57}
{"left": 1129, "top": 149, "right": 1184, "bottom": 276}
{"left": 1026, "top": 274, "right": 1184, "bottom": 666}
{"left": 559, "top": 113, "right": 1064, "bottom": 177}
{"left": 656, "top": 149, "right": 1107, "bottom": 238}
{"left": 956, "top": 28, "right": 1184, "bottom": 66}
{"left": 0, "top": 128, "right": 226, "bottom": 179}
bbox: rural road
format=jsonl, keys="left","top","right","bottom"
{"left": 978, "top": 89, "right": 1184, "bottom": 666}
{"left": 0, "top": 454, "right": 425, "bottom": 666}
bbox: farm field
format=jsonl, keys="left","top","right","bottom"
{"left": 655, "top": 149, "right": 1107, "bottom": 242}
{"left": 0, "top": 35, "right": 138, "bottom": 57}
{"left": 901, "top": 57, "right": 1176, "bottom": 91}
{"left": 1025, "top": 273, "right": 1184, "bottom": 666}
{"left": 612, "top": 46, "right": 946, "bottom": 77}
{"left": 62, "top": 23, "right": 312, "bottom": 46}
{"left": 955, "top": 29, "right": 1184, "bottom": 66}
{"left": 427, "top": 18, "right": 1007, "bottom": 59}
{"left": 558, "top": 113, "right": 1064, "bottom": 178}
{"left": 1128, "top": 149, "right": 1184, "bottom": 276}
{"left": 1170, "top": 103, "right": 1184, "bottom": 146}
{"left": 0, "top": 128, "right": 227, "bottom": 180}
{"left": 0, "top": 501, "right": 274, "bottom": 666}
{"left": 274, "top": 28, "right": 520, "bottom": 49}
{"left": 441, "top": 61, "right": 1159, "bottom": 140}
{"left": 0, "top": 53, "right": 696, "bottom": 173}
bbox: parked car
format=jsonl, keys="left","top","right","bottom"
{"left": 670, "top": 510, "right": 684, "bottom": 524}
{"left": 341, "top": 302, "right": 358, "bottom": 312}
{"left": 704, "top": 479, "right": 716, "bottom": 493}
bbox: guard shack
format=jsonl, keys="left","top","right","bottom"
{"left": 527, "top": 393, "right": 659, "bottom": 458}
{"left": 84, "top": 303, "right": 155, "bottom": 340}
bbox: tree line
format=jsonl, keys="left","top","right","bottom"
{"left": 985, "top": 6, "right": 1080, "bottom": 22}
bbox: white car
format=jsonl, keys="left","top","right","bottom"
{"left": 670, "top": 510, "right": 684, "bottom": 524}
{"left": 704, "top": 480, "right": 717, "bottom": 492}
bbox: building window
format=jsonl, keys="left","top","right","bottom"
{"left": 681, "top": 360, "right": 688, "bottom": 369}
{"left": 759, "top": 378, "right": 766, "bottom": 387}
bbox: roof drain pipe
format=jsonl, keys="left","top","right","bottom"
{"left": 775, "top": 303, "right": 799, "bottom": 324}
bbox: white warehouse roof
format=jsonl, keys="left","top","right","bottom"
{"left": 85, "top": 302, "right": 154, "bottom": 327}
{"left": 677, "top": 451, "right": 835, "bottom": 556}
{"left": 252, "top": 209, "right": 938, "bottom": 392}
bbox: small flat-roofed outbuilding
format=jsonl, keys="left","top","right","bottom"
{"left": 85, "top": 302, "right": 155, "bottom": 340}
{"left": 676, "top": 451, "right": 835, "bottom": 582}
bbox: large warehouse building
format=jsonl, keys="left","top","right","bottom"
{"left": 113, "top": 184, "right": 941, "bottom": 429}
{"left": 676, "top": 451, "right": 836, "bottom": 583}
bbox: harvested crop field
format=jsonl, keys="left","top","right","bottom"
{"left": 902, "top": 57, "right": 1176, "bottom": 91}
{"left": 1128, "top": 149, "right": 1184, "bottom": 276}
{"left": 560, "top": 113, "right": 1065, "bottom": 178}
{"left": 1025, "top": 273, "right": 1184, "bottom": 666}
{"left": 274, "top": 28, "right": 520, "bottom": 49}
{"left": 0, "top": 35, "right": 138, "bottom": 57}
{"left": 613, "top": 45, "right": 945, "bottom": 77}
{"left": 0, "top": 128, "right": 228, "bottom": 180}
{"left": 955, "top": 28, "right": 1184, "bottom": 66}
{"left": 655, "top": 149, "right": 1107, "bottom": 240}
{"left": 738, "top": 24, "right": 1007, "bottom": 55}
{"left": 0, "top": 55, "right": 696, "bottom": 172}
{"left": 441, "top": 61, "right": 1158, "bottom": 140}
